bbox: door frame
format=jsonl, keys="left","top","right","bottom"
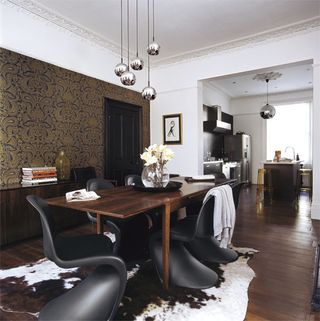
{"left": 104, "top": 98, "right": 143, "bottom": 180}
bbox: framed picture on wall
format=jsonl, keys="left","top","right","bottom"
{"left": 163, "top": 113, "right": 182, "bottom": 145}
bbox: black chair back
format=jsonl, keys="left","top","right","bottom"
{"left": 26, "top": 195, "right": 58, "bottom": 262}
{"left": 231, "top": 182, "right": 245, "bottom": 209}
{"left": 124, "top": 174, "right": 142, "bottom": 186}
{"left": 193, "top": 196, "right": 215, "bottom": 238}
{"left": 72, "top": 166, "right": 97, "bottom": 183}
{"left": 87, "top": 178, "right": 114, "bottom": 191}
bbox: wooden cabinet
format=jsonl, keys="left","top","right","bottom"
{"left": 0, "top": 181, "right": 88, "bottom": 246}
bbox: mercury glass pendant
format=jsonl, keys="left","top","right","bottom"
{"left": 260, "top": 79, "right": 276, "bottom": 119}
{"left": 147, "top": 0, "right": 160, "bottom": 56}
{"left": 114, "top": 60, "right": 128, "bottom": 76}
{"left": 130, "top": 0, "right": 144, "bottom": 71}
{"left": 121, "top": 70, "right": 136, "bottom": 86}
{"left": 142, "top": 85, "right": 157, "bottom": 100}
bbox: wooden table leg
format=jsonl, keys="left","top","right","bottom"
{"left": 96, "top": 213, "right": 103, "bottom": 234}
{"left": 162, "top": 203, "right": 171, "bottom": 289}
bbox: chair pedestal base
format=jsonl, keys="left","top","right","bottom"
{"left": 187, "top": 236, "right": 238, "bottom": 264}
{"left": 150, "top": 235, "right": 218, "bottom": 289}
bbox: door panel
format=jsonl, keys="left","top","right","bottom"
{"left": 105, "top": 99, "right": 142, "bottom": 185}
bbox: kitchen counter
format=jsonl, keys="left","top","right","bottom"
{"left": 264, "top": 161, "right": 301, "bottom": 201}
{"left": 264, "top": 160, "right": 302, "bottom": 165}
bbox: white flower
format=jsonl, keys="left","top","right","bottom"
{"left": 140, "top": 144, "right": 174, "bottom": 166}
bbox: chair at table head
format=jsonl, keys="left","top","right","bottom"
{"left": 124, "top": 174, "right": 142, "bottom": 186}
{"left": 86, "top": 178, "right": 120, "bottom": 254}
{"left": 71, "top": 166, "right": 97, "bottom": 183}
{"left": 26, "top": 194, "right": 127, "bottom": 321}
{"left": 230, "top": 181, "right": 245, "bottom": 210}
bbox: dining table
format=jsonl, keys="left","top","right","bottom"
{"left": 46, "top": 176, "right": 236, "bottom": 289}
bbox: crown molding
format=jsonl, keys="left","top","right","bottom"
{"left": 3, "top": 0, "right": 121, "bottom": 57}
{"left": 3, "top": 0, "right": 320, "bottom": 67}
{"left": 153, "top": 16, "right": 320, "bottom": 68}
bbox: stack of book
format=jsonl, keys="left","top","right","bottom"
{"left": 21, "top": 167, "right": 58, "bottom": 185}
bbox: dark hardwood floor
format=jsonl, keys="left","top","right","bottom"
{"left": 0, "top": 185, "right": 319, "bottom": 321}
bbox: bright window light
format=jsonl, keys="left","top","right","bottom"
{"left": 266, "top": 102, "right": 311, "bottom": 163}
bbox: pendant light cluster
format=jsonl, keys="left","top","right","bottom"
{"left": 114, "top": 0, "right": 160, "bottom": 101}
{"left": 253, "top": 72, "right": 282, "bottom": 119}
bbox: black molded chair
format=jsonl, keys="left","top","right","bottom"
{"left": 71, "top": 166, "right": 97, "bottom": 183}
{"left": 183, "top": 183, "right": 241, "bottom": 264}
{"left": 26, "top": 195, "right": 127, "bottom": 321}
{"left": 88, "top": 177, "right": 150, "bottom": 261}
{"left": 149, "top": 196, "right": 219, "bottom": 289}
{"left": 124, "top": 174, "right": 142, "bottom": 186}
{"left": 86, "top": 178, "right": 121, "bottom": 254}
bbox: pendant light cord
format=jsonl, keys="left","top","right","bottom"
{"left": 152, "top": 0, "right": 155, "bottom": 42}
{"left": 266, "top": 79, "right": 269, "bottom": 104}
{"left": 147, "top": 0, "right": 150, "bottom": 86}
{"left": 136, "top": 0, "right": 139, "bottom": 57}
{"left": 127, "top": 0, "right": 130, "bottom": 68}
{"left": 120, "top": 0, "right": 123, "bottom": 63}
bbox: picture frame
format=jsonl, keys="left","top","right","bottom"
{"left": 163, "top": 113, "right": 182, "bottom": 145}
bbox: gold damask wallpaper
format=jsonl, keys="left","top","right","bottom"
{"left": 0, "top": 48, "right": 150, "bottom": 185}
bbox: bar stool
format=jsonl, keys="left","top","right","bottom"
{"left": 296, "top": 168, "right": 313, "bottom": 200}
{"left": 256, "top": 168, "right": 273, "bottom": 204}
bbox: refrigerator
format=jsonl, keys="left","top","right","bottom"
{"left": 224, "top": 134, "right": 251, "bottom": 184}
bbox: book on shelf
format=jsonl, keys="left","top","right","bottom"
{"left": 22, "top": 173, "right": 57, "bottom": 178}
{"left": 21, "top": 177, "right": 58, "bottom": 184}
{"left": 22, "top": 167, "right": 57, "bottom": 171}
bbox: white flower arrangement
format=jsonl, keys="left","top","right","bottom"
{"left": 140, "top": 144, "right": 174, "bottom": 167}
{"left": 140, "top": 144, "right": 174, "bottom": 188}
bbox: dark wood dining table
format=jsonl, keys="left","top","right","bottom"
{"left": 46, "top": 177, "right": 236, "bottom": 289}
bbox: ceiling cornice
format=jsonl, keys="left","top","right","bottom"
{"left": 153, "top": 16, "right": 320, "bottom": 68}
{"left": 3, "top": 0, "right": 320, "bottom": 67}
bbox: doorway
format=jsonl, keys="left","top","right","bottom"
{"left": 105, "top": 99, "right": 142, "bottom": 185}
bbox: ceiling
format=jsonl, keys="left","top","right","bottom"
{"left": 206, "top": 61, "right": 313, "bottom": 98}
{"left": 13, "top": 0, "right": 320, "bottom": 64}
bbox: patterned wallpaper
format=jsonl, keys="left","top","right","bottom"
{"left": 0, "top": 48, "right": 150, "bottom": 185}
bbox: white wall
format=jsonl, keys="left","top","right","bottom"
{"left": 151, "top": 29, "right": 320, "bottom": 219}
{"left": 202, "top": 83, "right": 231, "bottom": 114}
{"left": 151, "top": 86, "right": 200, "bottom": 176}
{"left": 0, "top": 2, "right": 147, "bottom": 91}
{"left": 230, "top": 90, "right": 312, "bottom": 183}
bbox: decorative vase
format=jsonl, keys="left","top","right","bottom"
{"left": 55, "top": 150, "right": 70, "bottom": 180}
{"left": 141, "top": 164, "right": 169, "bottom": 188}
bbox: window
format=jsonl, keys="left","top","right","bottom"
{"left": 266, "top": 102, "right": 311, "bottom": 164}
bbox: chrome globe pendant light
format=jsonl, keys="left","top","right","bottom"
{"left": 260, "top": 78, "right": 276, "bottom": 119}
{"left": 142, "top": 0, "right": 156, "bottom": 100}
{"left": 120, "top": 0, "right": 136, "bottom": 86}
{"left": 147, "top": 0, "right": 160, "bottom": 56}
{"left": 114, "top": 0, "right": 128, "bottom": 77}
{"left": 130, "top": 0, "right": 144, "bottom": 71}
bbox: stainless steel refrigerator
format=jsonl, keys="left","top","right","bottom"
{"left": 224, "top": 134, "right": 251, "bottom": 184}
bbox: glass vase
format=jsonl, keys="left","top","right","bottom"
{"left": 55, "top": 150, "right": 70, "bottom": 180}
{"left": 141, "top": 164, "right": 169, "bottom": 188}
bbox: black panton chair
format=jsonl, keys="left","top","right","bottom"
{"left": 124, "top": 174, "right": 142, "bottom": 186}
{"left": 149, "top": 196, "right": 219, "bottom": 289}
{"left": 86, "top": 178, "right": 121, "bottom": 254}
{"left": 88, "top": 177, "right": 150, "bottom": 261}
{"left": 184, "top": 184, "right": 241, "bottom": 264}
{"left": 72, "top": 166, "right": 97, "bottom": 183}
{"left": 26, "top": 195, "right": 127, "bottom": 321}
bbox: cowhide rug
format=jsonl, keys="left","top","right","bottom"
{"left": 0, "top": 246, "right": 258, "bottom": 321}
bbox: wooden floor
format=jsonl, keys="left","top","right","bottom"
{"left": 1, "top": 185, "right": 319, "bottom": 321}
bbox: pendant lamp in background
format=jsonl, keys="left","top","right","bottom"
{"left": 130, "top": 0, "right": 144, "bottom": 70}
{"left": 147, "top": 0, "right": 160, "bottom": 55}
{"left": 120, "top": 0, "right": 136, "bottom": 86}
{"left": 142, "top": 0, "right": 156, "bottom": 100}
{"left": 260, "top": 79, "right": 276, "bottom": 119}
{"left": 114, "top": 0, "right": 128, "bottom": 77}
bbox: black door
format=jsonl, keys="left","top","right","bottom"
{"left": 105, "top": 99, "right": 142, "bottom": 185}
